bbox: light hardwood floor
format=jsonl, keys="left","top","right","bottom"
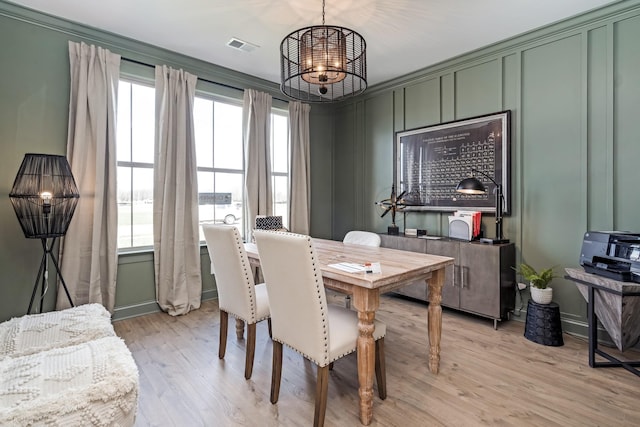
{"left": 113, "top": 295, "right": 640, "bottom": 427}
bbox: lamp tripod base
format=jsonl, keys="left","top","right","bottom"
{"left": 479, "top": 237, "right": 510, "bottom": 245}
{"left": 28, "top": 237, "right": 75, "bottom": 314}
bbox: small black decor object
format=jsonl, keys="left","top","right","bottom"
{"left": 456, "top": 168, "right": 509, "bottom": 244}
{"left": 9, "top": 153, "right": 79, "bottom": 313}
{"left": 375, "top": 184, "right": 406, "bottom": 235}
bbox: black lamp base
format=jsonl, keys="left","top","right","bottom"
{"left": 388, "top": 226, "right": 400, "bottom": 235}
{"left": 28, "top": 237, "right": 75, "bottom": 314}
{"left": 479, "top": 237, "right": 510, "bottom": 245}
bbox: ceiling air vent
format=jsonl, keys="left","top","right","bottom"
{"left": 226, "top": 37, "right": 258, "bottom": 53}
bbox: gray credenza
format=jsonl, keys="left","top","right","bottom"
{"left": 380, "top": 234, "right": 516, "bottom": 328}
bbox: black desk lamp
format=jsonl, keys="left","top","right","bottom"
{"left": 456, "top": 168, "right": 509, "bottom": 244}
{"left": 9, "top": 154, "right": 79, "bottom": 313}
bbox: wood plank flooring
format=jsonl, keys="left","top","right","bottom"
{"left": 113, "top": 295, "right": 640, "bottom": 427}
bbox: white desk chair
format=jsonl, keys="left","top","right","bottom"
{"left": 202, "top": 224, "right": 271, "bottom": 380}
{"left": 254, "top": 230, "right": 386, "bottom": 427}
{"left": 342, "top": 231, "right": 381, "bottom": 308}
{"left": 343, "top": 230, "right": 381, "bottom": 247}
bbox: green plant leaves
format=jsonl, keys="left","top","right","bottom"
{"left": 514, "top": 263, "right": 556, "bottom": 289}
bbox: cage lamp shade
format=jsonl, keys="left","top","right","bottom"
{"left": 280, "top": 0, "right": 367, "bottom": 103}
{"left": 9, "top": 153, "right": 80, "bottom": 239}
{"left": 455, "top": 177, "right": 487, "bottom": 195}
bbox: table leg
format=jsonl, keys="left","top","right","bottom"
{"left": 588, "top": 285, "right": 596, "bottom": 367}
{"left": 427, "top": 267, "right": 445, "bottom": 374}
{"left": 352, "top": 287, "right": 379, "bottom": 426}
{"left": 236, "top": 318, "right": 245, "bottom": 340}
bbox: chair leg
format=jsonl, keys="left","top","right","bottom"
{"left": 245, "top": 323, "right": 256, "bottom": 380}
{"left": 271, "top": 341, "right": 283, "bottom": 404}
{"left": 314, "top": 365, "right": 330, "bottom": 427}
{"left": 375, "top": 338, "right": 387, "bottom": 400}
{"left": 219, "top": 310, "right": 228, "bottom": 359}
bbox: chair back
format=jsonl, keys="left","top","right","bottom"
{"left": 343, "top": 230, "right": 381, "bottom": 247}
{"left": 253, "top": 230, "right": 330, "bottom": 365}
{"left": 202, "top": 224, "right": 259, "bottom": 323}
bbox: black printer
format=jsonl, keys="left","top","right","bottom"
{"left": 580, "top": 231, "right": 640, "bottom": 282}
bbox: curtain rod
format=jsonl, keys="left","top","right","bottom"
{"left": 122, "top": 57, "right": 288, "bottom": 103}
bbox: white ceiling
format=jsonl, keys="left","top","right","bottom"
{"left": 8, "top": 0, "right": 618, "bottom": 87}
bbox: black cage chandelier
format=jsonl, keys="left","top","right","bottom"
{"left": 280, "top": 0, "right": 367, "bottom": 103}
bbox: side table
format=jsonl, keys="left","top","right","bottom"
{"left": 524, "top": 300, "right": 564, "bottom": 346}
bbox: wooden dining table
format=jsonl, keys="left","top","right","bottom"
{"left": 244, "top": 237, "right": 455, "bottom": 425}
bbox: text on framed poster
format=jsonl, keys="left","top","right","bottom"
{"left": 395, "top": 110, "right": 511, "bottom": 213}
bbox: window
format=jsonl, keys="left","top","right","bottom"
{"left": 194, "top": 96, "right": 245, "bottom": 240}
{"left": 194, "top": 97, "right": 290, "bottom": 240}
{"left": 116, "top": 80, "right": 155, "bottom": 249}
{"left": 271, "top": 111, "right": 289, "bottom": 229}
{"left": 116, "top": 80, "right": 289, "bottom": 249}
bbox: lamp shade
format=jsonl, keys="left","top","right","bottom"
{"left": 9, "top": 153, "right": 79, "bottom": 239}
{"left": 455, "top": 177, "right": 487, "bottom": 195}
{"left": 281, "top": 25, "right": 366, "bottom": 102}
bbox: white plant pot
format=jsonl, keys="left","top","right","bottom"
{"left": 530, "top": 285, "right": 553, "bottom": 304}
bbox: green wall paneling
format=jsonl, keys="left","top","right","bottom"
{"left": 354, "top": 100, "right": 366, "bottom": 231}
{"left": 404, "top": 78, "right": 441, "bottom": 130}
{"left": 332, "top": 103, "right": 357, "bottom": 239}
{"left": 613, "top": 15, "right": 640, "bottom": 230}
{"left": 587, "top": 25, "right": 613, "bottom": 231}
{"left": 309, "top": 104, "right": 335, "bottom": 239}
{"left": 0, "top": 12, "right": 72, "bottom": 320}
{"left": 330, "top": 1, "right": 640, "bottom": 340}
{"left": 501, "top": 53, "right": 521, "bottom": 249}
{"left": 364, "top": 93, "right": 394, "bottom": 233}
{"left": 454, "top": 59, "right": 502, "bottom": 119}
{"left": 112, "top": 248, "right": 218, "bottom": 321}
{"left": 520, "top": 34, "right": 586, "bottom": 319}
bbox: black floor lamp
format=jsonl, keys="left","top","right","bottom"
{"left": 9, "top": 153, "right": 80, "bottom": 313}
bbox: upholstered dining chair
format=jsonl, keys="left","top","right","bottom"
{"left": 253, "top": 230, "right": 386, "bottom": 427}
{"left": 202, "top": 224, "right": 271, "bottom": 380}
{"left": 342, "top": 230, "right": 381, "bottom": 308}
{"left": 343, "top": 230, "right": 381, "bottom": 247}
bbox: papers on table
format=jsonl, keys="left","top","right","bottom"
{"left": 328, "top": 262, "right": 382, "bottom": 274}
{"left": 329, "top": 262, "right": 367, "bottom": 273}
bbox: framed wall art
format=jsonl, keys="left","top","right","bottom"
{"left": 395, "top": 110, "right": 511, "bottom": 213}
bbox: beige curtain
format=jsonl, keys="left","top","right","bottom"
{"left": 58, "top": 41, "right": 120, "bottom": 312}
{"left": 153, "top": 65, "right": 201, "bottom": 316}
{"left": 287, "top": 101, "right": 311, "bottom": 234}
{"left": 243, "top": 89, "right": 273, "bottom": 233}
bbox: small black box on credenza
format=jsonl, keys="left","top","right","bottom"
{"left": 388, "top": 226, "right": 400, "bottom": 235}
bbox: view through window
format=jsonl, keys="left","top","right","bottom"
{"left": 116, "top": 79, "right": 289, "bottom": 250}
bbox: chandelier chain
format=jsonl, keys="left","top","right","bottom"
{"left": 322, "top": 0, "right": 325, "bottom": 25}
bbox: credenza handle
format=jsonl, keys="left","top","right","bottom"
{"left": 461, "top": 266, "right": 465, "bottom": 288}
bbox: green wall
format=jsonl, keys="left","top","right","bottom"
{"left": 1, "top": 0, "right": 639, "bottom": 340}
{"left": 0, "top": 1, "right": 333, "bottom": 321}
{"left": 331, "top": 0, "right": 640, "bottom": 338}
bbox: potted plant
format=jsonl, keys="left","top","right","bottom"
{"left": 515, "top": 263, "right": 556, "bottom": 304}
